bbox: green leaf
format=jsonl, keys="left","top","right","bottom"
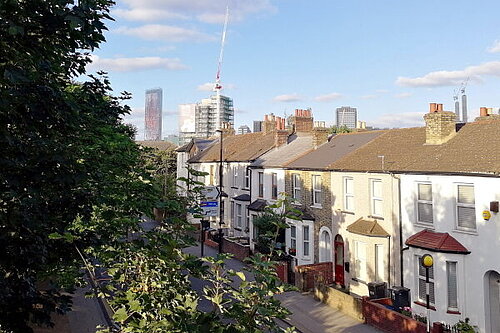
{"left": 113, "top": 306, "right": 128, "bottom": 322}
{"left": 235, "top": 271, "right": 246, "bottom": 281}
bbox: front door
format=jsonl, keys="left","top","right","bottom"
{"left": 334, "top": 234, "right": 344, "bottom": 287}
{"left": 486, "top": 270, "right": 500, "bottom": 333}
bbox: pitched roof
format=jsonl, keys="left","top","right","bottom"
{"left": 328, "top": 120, "right": 500, "bottom": 175}
{"left": 187, "top": 132, "right": 276, "bottom": 163}
{"left": 346, "top": 218, "right": 390, "bottom": 237}
{"left": 251, "top": 134, "right": 313, "bottom": 168}
{"left": 233, "top": 193, "right": 251, "bottom": 201}
{"left": 285, "top": 131, "right": 385, "bottom": 169}
{"left": 176, "top": 138, "right": 215, "bottom": 153}
{"left": 137, "top": 141, "right": 177, "bottom": 151}
{"left": 405, "top": 229, "right": 470, "bottom": 254}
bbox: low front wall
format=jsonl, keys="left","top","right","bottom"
{"left": 222, "top": 238, "right": 251, "bottom": 261}
{"left": 362, "top": 297, "right": 427, "bottom": 333}
{"left": 314, "top": 285, "right": 363, "bottom": 322}
{"left": 295, "top": 262, "right": 333, "bottom": 291}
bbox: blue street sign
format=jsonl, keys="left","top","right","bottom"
{"left": 201, "top": 201, "right": 218, "bottom": 207}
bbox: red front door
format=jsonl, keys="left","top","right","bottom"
{"left": 334, "top": 235, "right": 344, "bottom": 287}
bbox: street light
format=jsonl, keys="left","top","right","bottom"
{"left": 421, "top": 254, "right": 434, "bottom": 333}
{"left": 215, "top": 129, "right": 224, "bottom": 253}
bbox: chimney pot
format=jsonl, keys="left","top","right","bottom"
{"left": 429, "top": 103, "right": 438, "bottom": 113}
{"left": 480, "top": 107, "right": 488, "bottom": 117}
{"left": 437, "top": 104, "right": 443, "bottom": 111}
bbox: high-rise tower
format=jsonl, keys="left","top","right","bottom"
{"left": 336, "top": 106, "right": 357, "bottom": 129}
{"left": 145, "top": 88, "right": 162, "bottom": 141}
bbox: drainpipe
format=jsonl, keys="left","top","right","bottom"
{"left": 391, "top": 172, "right": 405, "bottom": 287}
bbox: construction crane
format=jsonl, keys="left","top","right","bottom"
{"left": 214, "top": 5, "right": 229, "bottom": 130}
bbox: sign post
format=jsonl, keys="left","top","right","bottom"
{"left": 421, "top": 254, "right": 434, "bottom": 333}
{"left": 200, "top": 219, "right": 210, "bottom": 257}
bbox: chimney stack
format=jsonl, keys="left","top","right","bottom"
{"left": 312, "top": 126, "right": 329, "bottom": 148}
{"left": 424, "top": 103, "right": 456, "bottom": 145}
{"left": 475, "top": 107, "right": 500, "bottom": 121}
{"left": 220, "top": 121, "right": 235, "bottom": 136}
{"left": 290, "top": 109, "right": 314, "bottom": 133}
{"left": 262, "top": 114, "right": 277, "bottom": 134}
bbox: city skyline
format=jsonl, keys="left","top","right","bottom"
{"left": 85, "top": 1, "right": 500, "bottom": 139}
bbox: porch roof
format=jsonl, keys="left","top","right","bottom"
{"left": 248, "top": 199, "right": 267, "bottom": 211}
{"left": 405, "top": 229, "right": 470, "bottom": 254}
{"left": 346, "top": 218, "right": 390, "bottom": 237}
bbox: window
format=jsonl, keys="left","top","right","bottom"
{"left": 236, "top": 203, "right": 242, "bottom": 228}
{"left": 312, "top": 175, "right": 322, "bottom": 206}
{"left": 272, "top": 173, "right": 278, "bottom": 199}
{"left": 209, "top": 165, "right": 214, "bottom": 185}
{"left": 344, "top": 177, "right": 354, "bottom": 212}
{"left": 375, "top": 244, "right": 384, "bottom": 281}
{"left": 258, "top": 172, "right": 264, "bottom": 197}
{"left": 417, "top": 183, "right": 433, "bottom": 224}
{"left": 370, "top": 179, "right": 383, "bottom": 217}
{"left": 354, "top": 241, "right": 367, "bottom": 281}
{"left": 290, "top": 226, "right": 297, "bottom": 250}
{"left": 232, "top": 168, "right": 238, "bottom": 187}
{"left": 292, "top": 174, "right": 301, "bottom": 202}
{"left": 456, "top": 184, "right": 476, "bottom": 230}
{"left": 303, "top": 225, "right": 310, "bottom": 257}
{"left": 245, "top": 168, "right": 250, "bottom": 189}
{"left": 447, "top": 261, "right": 458, "bottom": 310}
{"left": 417, "top": 255, "right": 435, "bottom": 305}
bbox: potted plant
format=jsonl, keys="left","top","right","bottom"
{"left": 288, "top": 247, "right": 296, "bottom": 256}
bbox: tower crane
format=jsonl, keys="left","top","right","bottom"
{"left": 214, "top": 5, "right": 229, "bottom": 130}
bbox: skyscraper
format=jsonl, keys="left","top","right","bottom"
{"left": 336, "top": 106, "right": 357, "bottom": 129}
{"left": 253, "top": 120, "right": 263, "bottom": 133}
{"left": 145, "top": 88, "right": 163, "bottom": 141}
{"left": 195, "top": 94, "right": 234, "bottom": 138}
{"left": 178, "top": 103, "right": 197, "bottom": 146}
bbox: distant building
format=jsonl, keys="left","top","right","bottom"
{"left": 145, "top": 88, "right": 163, "bottom": 141}
{"left": 237, "top": 125, "right": 251, "bottom": 135}
{"left": 253, "top": 120, "right": 263, "bottom": 133}
{"left": 195, "top": 95, "right": 234, "bottom": 139}
{"left": 164, "top": 134, "right": 179, "bottom": 146}
{"left": 336, "top": 106, "right": 357, "bottom": 129}
{"left": 314, "top": 121, "right": 326, "bottom": 128}
{"left": 178, "top": 103, "right": 197, "bottom": 146}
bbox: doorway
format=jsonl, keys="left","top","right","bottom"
{"left": 334, "top": 234, "right": 345, "bottom": 287}
{"left": 485, "top": 270, "right": 500, "bottom": 333}
{"left": 319, "top": 227, "right": 332, "bottom": 263}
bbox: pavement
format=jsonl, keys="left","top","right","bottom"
{"left": 184, "top": 243, "right": 382, "bottom": 333}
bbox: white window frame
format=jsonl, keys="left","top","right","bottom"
{"left": 375, "top": 244, "right": 384, "bottom": 282}
{"left": 232, "top": 167, "right": 238, "bottom": 187}
{"left": 292, "top": 173, "right": 301, "bottom": 203}
{"left": 446, "top": 261, "right": 459, "bottom": 311}
{"left": 354, "top": 241, "right": 367, "bottom": 282}
{"left": 370, "top": 179, "right": 383, "bottom": 217}
{"left": 236, "top": 203, "right": 242, "bottom": 229}
{"left": 312, "top": 175, "right": 322, "bottom": 207}
{"left": 344, "top": 177, "right": 354, "bottom": 212}
{"left": 245, "top": 168, "right": 250, "bottom": 189}
{"left": 416, "top": 182, "right": 433, "bottom": 225}
{"left": 258, "top": 172, "right": 264, "bottom": 197}
{"left": 271, "top": 172, "right": 278, "bottom": 199}
{"left": 416, "top": 255, "right": 435, "bottom": 306}
{"left": 303, "top": 225, "right": 310, "bottom": 258}
{"left": 290, "top": 225, "right": 297, "bottom": 251}
{"left": 456, "top": 183, "right": 476, "bottom": 231}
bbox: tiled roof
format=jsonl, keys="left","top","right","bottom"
{"left": 285, "top": 131, "right": 385, "bottom": 169}
{"left": 188, "top": 132, "right": 276, "bottom": 163}
{"left": 405, "top": 229, "right": 470, "bottom": 254}
{"left": 328, "top": 120, "right": 500, "bottom": 175}
{"left": 176, "top": 138, "right": 216, "bottom": 153}
{"left": 346, "top": 218, "right": 390, "bottom": 237}
{"left": 251, "top": 134, "right": 313, "bottom": 168}
{"left": 248, "top": 199, "right": 267, "bottom": 211}
{"left": 137, "top": 141, "right": 177, "bottom": 150}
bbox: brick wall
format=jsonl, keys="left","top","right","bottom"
{"left": 362, "top": 297, "right": 433, "bottom": 333}
{"left": 295, "top": 262, "right": 333, "bottom": 291}
{"left": 285, "top": 170, "right": 332, "bottom": 262}
{"left": 222, "top": 238, "right": 251, "bottom": 261}
{"left": 314, "top": 285, "right": 364, "bottom": 321}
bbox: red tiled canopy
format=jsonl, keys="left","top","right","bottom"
{"left": 405, "top": 229, "right": 470, "bottom": 254}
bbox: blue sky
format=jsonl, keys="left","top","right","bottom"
{"left": 86, "top": 0, "right": 500, "bottom": 139}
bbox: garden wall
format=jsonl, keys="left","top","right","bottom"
{"left": 221, "top": 237, "right": 250, "bottom": 261}
{"left": 314, "top": 285, "right": 363, "bottom": 322}
{"left": 295, "top": 262, "right": 333, "bottom": 291}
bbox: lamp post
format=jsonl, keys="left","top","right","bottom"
{"left": 421, "top": 254, "right": 433, "bottom": 333}
{"left": 216, "top": 129, "right": 224, "bottom": 253}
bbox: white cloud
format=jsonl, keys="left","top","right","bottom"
{"left": 197, "top": 82, "right": 235, "bottom": 91}
{"left": 273, "top": 93, "right": 303, "bottom": 103}
{"left": 88, "top": 55, "right": 188, "bottom": 72}
{"left": 361, "top": 94, "right": 377, "bottom": 100}
{"left": 114, "top": 24, "right": 214, "bottom": 42}
{"left": 395, "top": 92, "right": 412, "bottom": 98}
{"left": 487, "top": 40, "right": 500, "bottom": 53}
{"left": 396, "top": 61, "right": 500, "bottom": 87}
{"left": 375, "top": 89, "right": 390, "bottom": 93}
{"left": 370, "top": 112, "right": 425, "bottom": 129}
{"left": 116, "top": 0, "right": 276, "bottom": 24}
{"left": 314, "top": 92, "right": 343, "bottom": 102}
